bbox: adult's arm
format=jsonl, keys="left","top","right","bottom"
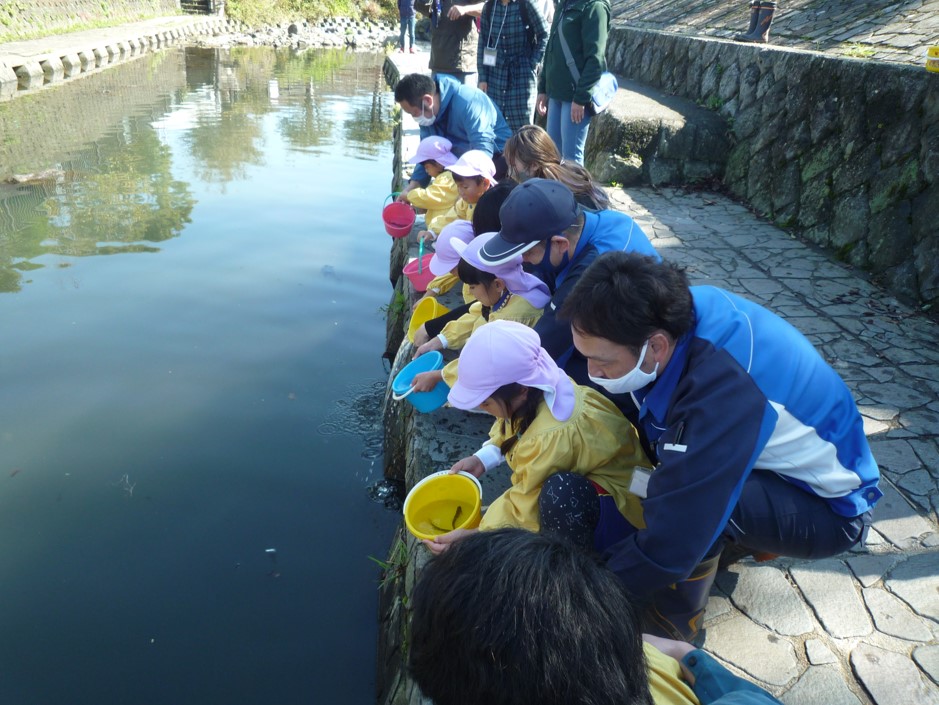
{"left": 603, "top": 348, "right": 778, "bottom": 598}
{"left": 572, "top": 0, "right": 610, "bottom": 106}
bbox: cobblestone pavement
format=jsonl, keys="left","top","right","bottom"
{"left": 609, "top": 0, "right": 939, "bottom": 67}
{"left": 406, "top": 182, "right": 939, "bottom": 704}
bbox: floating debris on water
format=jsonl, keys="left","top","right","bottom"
{"left": 368, "top": 479, "right": 405, "bottom": 511}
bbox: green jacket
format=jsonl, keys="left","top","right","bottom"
{"left": 537, "top": 0, "right": 610, "bottom": 105}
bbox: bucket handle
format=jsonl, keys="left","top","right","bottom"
{"left": 384, "top": 192, "right": 402, "bottom": 207}
{"left": 391, "top": 385, "right": 416, "bottom": 401}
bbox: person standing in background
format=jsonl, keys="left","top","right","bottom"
{"left": 426, "top": 0, "right": 486, "bottom": 86}
{"left": 536, "top": 0, "right": 611, "bottom": 164}
{"left": 477, "top": 0, "right": 549, "bottom": 133}
{"left": 734, "top": 1, "right": 777, "bottom": 43}
{"left": 398, "top": 0, "right": 418, "bottom": 52}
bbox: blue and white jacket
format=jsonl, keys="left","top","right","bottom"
{"left": 535, "top": 208, "right": 658, "bottom": 376}
{"left": 410, "top": 74, "right": 512, "bottom": 186}
{"left": 605, "top": 286, "right": 881, "bottom": 598}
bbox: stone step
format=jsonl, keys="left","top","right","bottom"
{"left": 585, "top": 77, "right": 731, "bottom": 187}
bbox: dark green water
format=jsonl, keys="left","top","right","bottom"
{"left": 0, "top": 47, "right": 399, "bottom": 704}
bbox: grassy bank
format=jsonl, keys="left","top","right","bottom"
{"left": 226, "top": 0, "right": 399, "bottom": 25}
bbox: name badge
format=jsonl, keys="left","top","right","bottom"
{"left": 629, "top": 467, "right": 651, "bottom": 499}
{"left": 483, "top": 47, "right": 497, "bottom": 66}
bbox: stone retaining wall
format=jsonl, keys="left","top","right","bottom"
{"left": 606, "top": 27, "right": 939, "bottom": 309}
{"left": 0, "top": 1, "right": 182, "bottom": 42}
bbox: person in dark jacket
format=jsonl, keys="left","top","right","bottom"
{"left": 477, "top": 0, "right": 549, "bottom": 133}
{"left": 535, "top": 0, "right": 611, "bottom": 164}
{"left": 427, "top": 0, "right": 486, "bottom": 85}
{"left": 559, "top": 252, "right": 881, "bottom": 642}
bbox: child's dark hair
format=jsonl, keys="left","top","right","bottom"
{"left": 421, "top": 159, "right": 443, "bottom": 171}
{"left": 456, "top": 258, "right": 497, "bottom": 287}
{"left": 491, "top": 383, "right": 544, "bottom": 455}
{"left": 452, "top": 174, "right": 486, "bottom": 186}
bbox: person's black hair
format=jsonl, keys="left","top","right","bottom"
{"left": 420, "top": 159, "right": 443, "bottom": 171}
{"left": 394, "top": 73, "right": 435, "bottom": 105}
{"left": 472, "top": 180, "right": 518, "bottom": 234}
{"left": 452, "top": 173, "right": 486, "bottom": 186}
{"left": 456, "top": 257, "right": 497, "bottom": 287}
{"left": 559, "top": 252, "right": 695, "bottom": 352}
{"left": 490, "top": 383, "right": 544, "bottom": 455}
{"left": 409, "top": 528, "right": 655, "bottom": 705}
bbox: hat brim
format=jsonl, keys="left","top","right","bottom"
{"left": 448, "top": 165, "right": 497, "bottom": 183}
{"left": 478, "top": 236, "right": 539, "bottom": 266}
{"left": 447, "top": 379, "right": 496, "bottom": 411}
{"left": 429, "top": 253, "right": 460, "bottom": 276}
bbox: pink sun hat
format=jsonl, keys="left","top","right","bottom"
{"left": 447, "top": 320, "right": 576, "bottom": 421}
{"left": 447, "top": 149, "right": 497, "bottom": 183}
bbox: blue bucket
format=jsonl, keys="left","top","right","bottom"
{"left": 392, "top": 351, "right": 449, "bottom": 413}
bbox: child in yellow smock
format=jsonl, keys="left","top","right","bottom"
{"left": 420, "top": 321, "right": 652, "bottom": 556}
{"left": 421, "top": 150, "right": 497, "bottom": 240}
{"left": 401, "top": 136, "right": 460, "bottom": 231}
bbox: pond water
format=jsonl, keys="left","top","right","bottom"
{"left": 0, "top": 47, "right": 400, "bottom": 704}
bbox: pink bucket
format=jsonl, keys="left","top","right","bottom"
{"left": 403, "top": 254, "right": 435, "bottom": 292}
{"left": 383, "top": 195, "right": 415, "bottom": 239}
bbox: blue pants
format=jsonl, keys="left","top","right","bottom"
{"left": 546, "top": 98, "right": 592, "bottom": 165}
{"left": 399, "top": 17, "right": 415, "bottom": 50}
{"left": 539, "top": 470, "right": 867, "bottom": 559}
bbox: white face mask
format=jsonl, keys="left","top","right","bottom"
{"left": 415, "top": 99, "right": 436, "bottom": 127}
{"left": 589, "top": 340, "right": 658, "bottom": 395}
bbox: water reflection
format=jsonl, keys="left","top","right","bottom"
{"left": 0, "top": 46, "right": 394, "bottom": 293}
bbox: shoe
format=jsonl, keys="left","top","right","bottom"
{"left": 409, "top": 47, "right": 417, "bottom": 53}
{"left": 734, "top": 0, "right": 760, "bottom": 41}
{"left": 736, "top": 1, "right": 776, "bottom": 43}
{"left": 643, "top": 551, "right": 722, "bottom": 643}
{"left": 398, "top": 47, "right": 405, "bottom": 53}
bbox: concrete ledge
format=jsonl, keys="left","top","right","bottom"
{"left": 60, "top": 53, "right": 81, "bottom": 77}
{"left": 15, "top": 61, "right": 43, "bottom": 89}
{"left": 0, "top": 62, "right": 17, "bottom": 99}
{"left": 586, "top": 78, "right": 731, "bottom": 186}
{"left": 40, "top": 57, "right": 64, "bottom": 83}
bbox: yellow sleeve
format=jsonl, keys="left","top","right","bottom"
{"left": 644, "top": 644, "right": 701, "bottom": 705}
{"left": 441, "top": 358, "right": 459, "bottom": 388}
{"left": 440, "top": 302, "right": 484, "bottom": 350}
{"left": 405, "top": 172, "right": 459, "bottom": 211}
{"left": 427, "top": 204, "right": 459, "bottom": 235}
{"left": 425, "top": 272, "right": 460, "bottom": 296}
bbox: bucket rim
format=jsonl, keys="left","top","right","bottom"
{"left": 403, "top": 470, "right": 483, "bottom": 516}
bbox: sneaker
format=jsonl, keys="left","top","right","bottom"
{"left": 398, "top": 47, "right": 405, "bottom": 53}
{"left": 409, "top": 47, "right": 417, "bottom": 53}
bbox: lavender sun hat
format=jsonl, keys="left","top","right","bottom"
{"left": 429, "top": 220, "right": 475, "bottom": 276}
{"left": 408, "top": 136, "right": 458, "bottom": 167}
{"left": 447, "top": 320, "right": 576, "bottom": 421}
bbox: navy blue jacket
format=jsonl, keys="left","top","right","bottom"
{"left": 605, "top": 286, "right": 882, "bottom": 598}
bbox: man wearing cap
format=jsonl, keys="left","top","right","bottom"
{"left": 559, "top": 252, "right": 881, "bottom": 642}
{"left": 395, "top": 73, "right": 511, "bottom": 201}
{"left": 478, "top": 178, "right": 658, "bottom": 384}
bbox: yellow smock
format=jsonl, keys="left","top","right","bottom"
{"left": 405, "top": 171, "right": 459, "bottom": 227}
{"left": 425, "top": 275, "right": 474, "bottom": 305}
{"left": 645, "top": 643, "right": 701, "bottom": 705}
{"left": 427, "top": 198, "right": 475, "bottom": 235}
{"left": 479, "top": 383, "right": 651, "bottom": 532}
{"left": 440, "top": 296, "right": 545, "bottom": 387}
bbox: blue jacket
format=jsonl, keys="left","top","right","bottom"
{"left": 410, "top": 74, "right": 512, "bottom": 186}
{"left": 605, "top": 286, "right": 882, "bottom": 598}
{"left": 685, "top": 650, "right": 783, "bottom": 705}
{"left": 535, "top": 208, "right": 659, "bottom": 375}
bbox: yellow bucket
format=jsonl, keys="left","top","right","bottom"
{"left": 927, "top": 47, "right": 939, "bottom": 74}
{"left": 404, "top": 471, "right": 482, "bottom": 540}
{"left": 407, "top": 297, "right": 451, "bottom": 343}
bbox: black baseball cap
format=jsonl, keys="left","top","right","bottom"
{"left": 478, "top": 179, "right": 579, "bottom": 265}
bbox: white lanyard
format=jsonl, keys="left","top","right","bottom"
{"left": 486, "top": 0, "right": 509, "bottom": 49}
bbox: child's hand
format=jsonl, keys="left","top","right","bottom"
{"left": 410, "top": 370, "right": 443, "bottom": 392}
{"left": 412, "top": 324, "right": 431, "bottom": 348}
{"left": 414, "top": 337, "right": 443, "bottom": 358}
{"left": 450, "top": 456, "right": 485, "bottom": 478}
{"left": 422, "top": 528, "right": 477, "bottom": 555}
{"left": 417, "top": 230, "right": 436, "bottom": 243}
{"left": 395, "top": 189, "right": 412, "bottom": 202}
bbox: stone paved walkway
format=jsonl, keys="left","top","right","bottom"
{"left": 609, "top": 0, "right": 939, "bottom": 67}
{"left": 404, "top": 178, "right": 939, "bottom": 705}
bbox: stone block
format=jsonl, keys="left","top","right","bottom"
{"left": 780, "top": 666, "right": 861, "bottom": 705}
{"left": 913, "top": 645, "right": 939, "bottom": 684}
{"left": 850, "top": 644, "right": 939, "bottom": 705}
{"left": 105, "top": 44, "right": 120, "bottom": 61}
{"left": 705, "top": 615, "right": 800, "bottom": 686}
{"left": 716, "top": 565, "right": 814, "bottom": 636}
{"left": 885, "top": 552, "right": 939, "bottom": 621}
{"left": 863, "top": 586, "right": 934, "bottom": 641}
{"left": 790, "top": 559, "right": 872, "bottom": 638}
{"left": 14, "top": 62, "right": 44, "bottom": 90}
{"left": 78, "top": 51, "right": 95, "bottom": 71}
{"left": 60, "top": 53, "right": 82, "bottom": 77}
{"left": 846, "top": 553, "right": 902, "bottom": 588}
{"left": 93, "top": 47, "right": 109, "bottom": 67}
{"left": 870, "top": 481, "right": 936, "bottom": 548}
{"left": 40, "top": 57, "right": 64, "bottom": 83}
{"left": 804, "top": 639, "right": 838, "bottom": 666}
{"left": 0, "top": 62, "right": 17, "bottom": 100}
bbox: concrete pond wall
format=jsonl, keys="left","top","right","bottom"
{"left": 0, "top": 1, "right": 184, "bottom": 43}
{"left": 605, "top": 26, "right": 939, "bottom": 310}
